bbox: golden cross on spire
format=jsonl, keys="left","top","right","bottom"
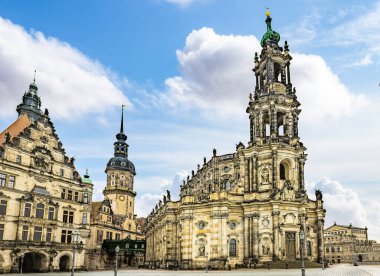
{"left": 266, "top": 7, "right": 270, "bottom": 17}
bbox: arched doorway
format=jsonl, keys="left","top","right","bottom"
{"left": 59, "top": 255, "right": 70, "bottom": 271}
{"left": 22, "top": 252, "right": 48, "bottom": 273}
{"left": 358, "top": 255, "right": 363, "bottom": 262}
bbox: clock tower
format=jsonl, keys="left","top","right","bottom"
{"left": 103, "top": 106, "right": 137, "bottom": 232}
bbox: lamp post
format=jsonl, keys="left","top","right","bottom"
{"left": 299, "top": 230, "right": 306, "bottom": 276}
{"left": 115, "top": 245, "right": 120, "bottom": 276}
{"left": 71, "top": 229, "right": 80, "bottom": 276}
{"left": 205, "top": 253, "right": 208, "bottom": 273}
{"left": 19, "top": 255, "right": 24, "bottom": 274}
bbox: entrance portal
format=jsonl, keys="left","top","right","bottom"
{"left": 285, "top": 232, "right": 296, "bottom": 260}
{"left": 59, "top": 255, "right": 70, "bottom": 271}
{"left": 22, "top": 252, "right": 47, "bottom": 273}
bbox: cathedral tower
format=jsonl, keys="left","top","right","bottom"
{"left": 103, "top": 106, "right": 137, "bottom": 231}
{"left": 246, "top": 9, "right": 306, "bottom": 195}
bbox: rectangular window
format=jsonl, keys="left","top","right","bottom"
{"left": 24, "top": 203, "right": 31, "bottom": 217}
{"left": 74, "top": 192, "right": 79, "bottom": 202}
{"left": 48, "top": 207, "right": 54, "bottom": 220}
{"left": 63, "top": 210, "right": 68, "bottom": 223}
{"left": 0, "top": 200, "right": 7, "bottom": 215}
{"left": 0, "top": 173, "right": 6, "bottom": 187}
{"left": 8, "top": 176, "right": 15, "bottom": 188}
{"left": 60, "top": 168, "right": 64, "bottom": 177}
{"left": 106, "top": 232, "right": 112, "bottom": 240}
{"left": 61, "top": 189, "right": 66, "bottom": 199}
{"left": 61, "top": 230, "right": 73, "bottom": 243}
{"left": 46, "top": 228, "right": 52, "bottom": 242}
{"left": 0, "top": 224, "right": 4, "bottom": 240}
{"left": 22, "top": 225, "right": 29, "bottom": 241}
{"left": 116, "top": 233, "right": 120, "bottom": 240}
{"left": 33, "top": 226, "right": 42, "bottom": 242}
{"left": 16, "top": 155, "right": 21, "bottom": 163}
{"left": 83, "top": 193, "right": 89, "bottom": 204}
{"left": 67, "top": 190, "right": 73, "bottom": 201}
{"left": 68, "top": 211, "right": 74, "bottom": 224}
{"left": 36, "top": 203, "right": 44, "bottom": 219}
{"left": 82, "top": 213, "right": 87, "bottom": 224}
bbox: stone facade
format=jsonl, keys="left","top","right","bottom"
{"left": 0, "top": 81, "right": 92, "bottom": 273}
{"left": 145, "top": 12, "right": 326, "bottom": 269}
{"left": 85, "top": 107, "right": 145, "bottom": 270}
{"left": 324, "top": 223, "right": 380, "bottom": 264}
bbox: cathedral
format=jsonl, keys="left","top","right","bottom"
{"left": 145, "top": 11, "right": 326, "bottom": 269}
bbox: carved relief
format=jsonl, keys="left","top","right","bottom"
{"left": 259, "top": 163, "right": 271, "bottom": 185}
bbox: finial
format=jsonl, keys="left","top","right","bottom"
{"left": 266, "top": 7, "right": 270, "bottom": 17}
{"left": 284, "top": 41, "right": 289, "bottom": 52}
{"left": 254, "top": 52, "right": 259, "bottom": 62}
{"left": 33, "top": 70, "right": 37, "bottom": 83}
{"left": 86, "top": 168, "right": 89, "bottom": 175}
{"left": 120, "top": 105, "right": 126, "bottom": 133}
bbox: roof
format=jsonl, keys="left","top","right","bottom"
{"left": 325, "top": 223, "right": 367, "bottom": 231}
{"left": 0, "top": 114, "right": 31, "bottom": 145}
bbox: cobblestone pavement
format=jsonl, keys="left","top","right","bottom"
{"left": 5, "top": 264, "right": 380, "bottom": 276}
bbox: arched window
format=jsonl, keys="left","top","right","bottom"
{"left": 280, "top": 163, "right": 286, "bottom": 180}
{"left": 229, "top": 239, "right": 237, "bottom": 257}
{"left": 36, "top": 203, "right": 44, "bottom": 219}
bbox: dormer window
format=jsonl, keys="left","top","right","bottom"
{"left": 121, "top": 162, "right": 126, "bottom": 166}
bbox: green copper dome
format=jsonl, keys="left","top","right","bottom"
{"left": 260, "top": 11, "right": 280, "bottom": 47}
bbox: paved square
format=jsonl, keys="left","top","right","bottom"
{"left": 4, "top": 264, "right": 380, "bottom": 276}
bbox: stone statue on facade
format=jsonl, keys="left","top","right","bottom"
{"left": 166, "top": 190, "right": 171, "bottom": 201}
{"left": 315, "top": 189, "right": 323, "bottom": 200}
{"left": 199, "top": 244, "right": 205, "bottom": 256}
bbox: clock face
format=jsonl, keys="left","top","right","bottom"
{"left": 119, "top": 195, "right": 125, "bottom": 201}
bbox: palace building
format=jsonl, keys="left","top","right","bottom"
{"left": 324, "top": 223, "right": 380, "bottom": 264}
{"left": 0, "top": 80, "right": 93, "bottom": 273}
{"left": 145, "top": 11, "right": 326, "bottom": 269}
{"left": 0, "top": 79, "right": 145, "bottom": 273}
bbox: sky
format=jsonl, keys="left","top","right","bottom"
{"left": 0, "top": 0, "right": 379, "bottom": 239}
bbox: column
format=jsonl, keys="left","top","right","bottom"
{"left": 252, "top": 155, "right": 257, "bottom": 191}
{"left": 272, "top": 150, "right": 278, "bottom": 189}
{"left": 249, "top": 157, "right": 253, "bottom": 192}
{"left": 255, "top": 114, "right": 260, "bottom": 139}
{"left": 271, "top": 108, "right": 278, "bottom": 138}
{"left": 286, "top": 63, "right": 291, "bottom": 85}
{"left": 244, "top": 215, "right": 249, "bottom": 258}
{"left": 298, "top": 157, "right": 305, "bottom": 191}
{"left": 255, "top": 74, "right": 259, "bottom": 90}
{"left": 252, "top": 213, "right": 260, "bottom": 260}
{"left": 272, "top": 210, "right": 280, "bottom": 260}
{"left": 250, "top": 115, "right": 254, "bottom": 142}
{"left": 245, "top": 158, "right": 250, "bottom": 192}
{"left": 317, "top": 218, "right": 325, "bottom": 263}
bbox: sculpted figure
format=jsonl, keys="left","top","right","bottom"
{"left": 261, "top": 168, "right": 270, "bottom": 184}
{"left": 167, "top": 190, "right": 171, "bottom": 201}
{"left": 199, "top": 244, "right": 205, "bottom": 256}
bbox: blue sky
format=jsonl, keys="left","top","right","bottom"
{"left": 0, "top": 0, "right": 379, "bottom": 239}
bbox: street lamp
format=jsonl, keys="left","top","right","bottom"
{"left": 71, "top": 229, "right": 80, "bottom": 276}
{"left": 299, "top": 230, "right": 306, "bottom": 276}
{"left": 205, "top": 253, "right": 208, "bottom": 273}
{"left": 115, "top": 245, "right": 120, "bottom": 276}
{"left": 19, "top": 255, "right": 24, "bottom": 274}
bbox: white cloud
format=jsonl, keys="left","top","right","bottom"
{"left": 0, "top": 17, "right": 129, "bottom": 120}
{"left": 159, "top": 27, "right": 367, "bottom": 123}
{"left": 307, "top": 178, "right": 380, "bottom": 241}
{"left": 344, "top": 54, "right": 373, "bottom": 68}
{"left": 327, "top": 1, "right": 380, "bottom": 47}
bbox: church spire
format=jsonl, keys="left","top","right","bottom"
{"left": 114, "top": 105, "right": 128, "bottom": 157}
{"left": 260, "top": 8, "right": 281, "bottom": 47}
{"left": 16, "top": 72, "right": 42, "bottom": 121}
